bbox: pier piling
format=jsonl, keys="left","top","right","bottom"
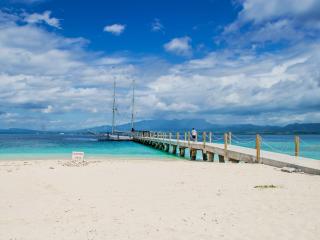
{"left": 295, "top": 135, "right": 300, "bottom": 157}
{"left": 179, "top": 147, "right": 185, "bottom": 157}
{"left": 218, "top": 155, "right": 225, "bottom": 163}
{"left": 224, "top": 133, "right": 229, "bottom": 161}
{"left": 172, "top": 145, "right": 177, "bottom": 155}
{"left": 256, "top": 134, "right": 261, "bottom": 163}
{"left": 207, "top": 152, "right": 214, "bottom": 162}
{"left": 190, "top": 149, "right": 197, "bottom": 160}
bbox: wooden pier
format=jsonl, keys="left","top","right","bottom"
{"left": 133, "top": 132, "right": 320, "bottom": 175}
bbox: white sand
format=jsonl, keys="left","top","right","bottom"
{"left": 0, "top": 158, "right": 320, "bottom": 240}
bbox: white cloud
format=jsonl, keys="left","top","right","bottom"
{"left": 151, "top": 18, "right": 164, "bottom": 32}
{"left": 164, "top": 37, "right": 192, "bottom": 56}
{"left": 237, "top": 0, "right": 320, "bottom": 24}
{"left": 1, "top": 9, "right": 320, "bottom": 129}
{"left": 103, "top": 24, "right": 126, "bottom": 35}
{"left": 42, "top": 105, "right": 53, "bottom": 113}
{"left": 0, "top": 9, "right": 19, "bottom": 23}
{"left": 147, "top": 43, "right": 320, "bottom": 124}
{"left": 95, "top": 56, "right": 127, "bottom": 65}
{"left": 0, "top": 12, "right": 136, "bottom": 129}
{"left": 222, "top": 0, "right": 320, "bottom": 48}
{"left": 24, "top": 11, "right": 61, "bottom": 29}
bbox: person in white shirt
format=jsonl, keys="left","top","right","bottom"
{"left": 191, "top": 128, "right": 197, "bottom": 141}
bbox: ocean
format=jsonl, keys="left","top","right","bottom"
{"left": 0, "top": 133, "right": 319, "bottom": 160}
{"left": 0, "top": 133, "right": 174, "bottom": 160}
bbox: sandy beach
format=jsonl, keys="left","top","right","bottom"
{"left": 0, "top": 158, "right": 320, "bottom": 240}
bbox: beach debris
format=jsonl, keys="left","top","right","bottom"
{"left": 254, "top": 184, "right": 278, "bottom": 189}
{"left": 61, "top": 159, "right": 100, "bottom": 167}
{"left": 62, "top": 160, "right": 90, "bottom": 167}
{"left": 281, "top": 167, "right": 301, "bottom": 173}
{"left": 49, "top": 166, "right": 55, "bottom": 169}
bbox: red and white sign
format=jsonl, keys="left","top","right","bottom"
{"left": 72, "top": 151, "right": 85, "bottom": 161}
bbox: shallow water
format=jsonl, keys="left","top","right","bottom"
{"left": 0, "top": 133, "right": 176, "bottom": 160}
{"left": 0, "top": 133, "right": 319, "bottom": 160}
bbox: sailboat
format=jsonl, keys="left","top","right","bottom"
{"left": 90, "top": 79, "right": 135, "bottom": 141}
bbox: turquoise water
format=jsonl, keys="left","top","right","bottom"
{"left": 0, "top": 133, "right": 319, "bottom": 160}
{"left": 0, "top": 133, "right": 176, "bottom": 160}
{"left": 211, "top": 134, "right": 320, "bottom": 160}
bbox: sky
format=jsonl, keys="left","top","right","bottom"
{"left": 0, "top": 0, "right": 320, "bottom": 130}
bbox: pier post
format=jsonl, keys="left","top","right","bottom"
{"left": 207, "top": 152, "right": 214, "bottom": 162}
{"left": 209, "top": 132, "right": 212, "bottom": 143}
{"left": 177, "top": 132, "right": 180, "bottom": 144}
{"left": 179, "top": 147, "right": 185, "bottom": 157}
{"left": 184, "top": 132, "right": 187, "bottom": 141}
{"left": 190, "top": 149, "right": 197, "bottom": 160}
{"left": 224, "top": 133, "right": 229, "bottom": 161}
{"left": 172, "top": 145, "right": 177, "bottom": 155}
{"left": 228, "top": 132, "right": 232, "bottom": 145}
{"left": 195, "top": 133, "right": 198, "bottom": 142}
{"left": 295, "top": 135, "right": 300, "bottom": 157}
{"left": 161, "top": 143, "right": 165, "bottom": 150}
{"left": 165, "top": 143, "right": 169, "bottom": 152}
{"left": 169, "top": 132, "right": 172, "bottom": 143}
{"left": 203, "top": 132, "right": 206, "bottom": 148}
{"left": 188, "top": 132, "right": 190, "bottom": 145}
{"left": 256, "top": 134, "right": 261, "bottom": 163}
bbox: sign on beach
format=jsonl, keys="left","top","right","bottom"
{"left": 72, "top": 151, "right": 85, "bottom": 161}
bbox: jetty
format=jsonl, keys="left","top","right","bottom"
{"left": 134, "top": 132, "right": 320, "bottom": 175}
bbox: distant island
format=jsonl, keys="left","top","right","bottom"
{"left": 1, "top": 119, "right": 320, "bottom": 134}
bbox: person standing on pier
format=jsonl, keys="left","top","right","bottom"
{"left": 191, "top": 128, "right": 197, "bottom": 141}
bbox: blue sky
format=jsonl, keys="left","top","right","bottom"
{"left": 0, "top": 0, "right": 320, "bottom": 130}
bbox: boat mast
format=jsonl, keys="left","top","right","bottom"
{"left": 131, "top": 79, "right": 135, "bottom": 131}
{"left": 112, "top": 79, "right": 116, "bottom": 134}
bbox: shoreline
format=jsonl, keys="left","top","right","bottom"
{"left": 0, "top": 154, "right": 181, "bottom": 162}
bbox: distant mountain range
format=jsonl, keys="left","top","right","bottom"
{"left": 1, "top": 119, "right": 320, "bottom": 134}
{"left": 84, "top": 119, "right": 320, "bottom": 134}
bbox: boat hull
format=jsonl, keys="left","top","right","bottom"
{"left": 97, "top": 134, "right": 132, "bottom": 141}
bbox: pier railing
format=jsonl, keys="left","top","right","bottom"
{"left": 134, "top": 131, "right": 309, "bottom": 157}
{"left": 133, "top": 131, "right": 320, "bottom": 174}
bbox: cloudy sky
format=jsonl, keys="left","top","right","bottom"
{"left": 0, "top": 0, "right": 320, "bottom": 130}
